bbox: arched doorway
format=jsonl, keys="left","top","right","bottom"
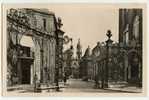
{"left": 18, "top": 35, "right": 35, "bottom": 84}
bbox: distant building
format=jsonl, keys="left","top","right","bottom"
{"left": 76, "top": 39, "right": 82, "bottom": 78}
{"left": 71, "top": 58, "right": 80, "bottom": 78}
{"left": 63, "top": 45, "right": 74, "bottom": 77}
{"left": 7, "top": 8, "right": 64, "bottom": 86}
{"left": 79, "top": 46, "right": 92, "bottom": 81}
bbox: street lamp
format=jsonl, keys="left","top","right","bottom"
{"left": 55, "top": 17, "right": 65, "bottom": 91}
{"left": 105, "top": 30, "right": 113, "bottom": 88}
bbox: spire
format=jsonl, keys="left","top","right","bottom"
{"left": 76, "top": 38, "right": 82, "bottom": 60}
{"left": 84, "top": 45, "right": 91, "bottom": 57}
{"left": 70, "top": 38, "right": 73, "bottom": 50}
{"left": 77, "top": 38, "right": 81, "bottom": 48}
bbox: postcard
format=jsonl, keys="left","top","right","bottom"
{"left": 1, "top": 3, "right": 147, "bottom": 96}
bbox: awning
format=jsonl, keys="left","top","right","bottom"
{"left": 20, "top": 35, "right": 34, "bottom": 48}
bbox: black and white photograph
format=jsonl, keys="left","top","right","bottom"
{"left": 1, "top": 3, "right": 146, "bottom": 96}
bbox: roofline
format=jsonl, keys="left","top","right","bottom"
{"left": 26, "top": 8, "right": 55, "bottom": 16}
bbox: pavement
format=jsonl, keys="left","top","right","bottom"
{"left": 7, "top": 79, "right": 142, "bottom": 93}
{"left": 62, "top": 79, "right": 142, "bottom": 93}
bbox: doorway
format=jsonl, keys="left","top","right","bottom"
{"left": 21, "top": 59, "right": 31, "bottom": 84}
{"left": 128, "top": 51, "right": 139, "bottom": 82}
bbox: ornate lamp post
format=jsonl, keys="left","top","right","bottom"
{"left": 105, "top": 30, "right": 113, "bottom": 88}
{"left": 39, "top": 38, "right": 44, "bottom": 83}
{"left": 55, "top": 17, "right": 65, "bottom": 91}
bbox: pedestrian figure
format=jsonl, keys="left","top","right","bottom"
{"left": 63, "top": 73, "right": 67, "bottom": 85}
{"left": 94, "top": 75, "right": 99, "bottom": 89}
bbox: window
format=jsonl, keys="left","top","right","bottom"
{"left": 43, "top": 18, "right": 46, "bottom": 30}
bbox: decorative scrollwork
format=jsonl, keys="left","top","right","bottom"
{"left": 57, "top": 17, "right": 63, "bottom": 29}
{"left": 7, "top": 8, "right": 30, "bottom": 27}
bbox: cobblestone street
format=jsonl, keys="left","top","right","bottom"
{"left": 7, "top": 79, "right": 142, "bottom": 94}
{"left": 62, "top": 79, "right": 142, "bottom": 93}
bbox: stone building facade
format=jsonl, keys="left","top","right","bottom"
{"left": 119, "top": 9, "right": 142, "bottom": 85}
{"left": 7, "top": 8, "right": 64, "bottom": 86}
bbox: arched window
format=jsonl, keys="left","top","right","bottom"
{"left": 133, "top": 15, "right": 140, "bottom": 40}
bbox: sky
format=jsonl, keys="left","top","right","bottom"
{"left": 47, "top": 4, "right": 119, "bottom": 56}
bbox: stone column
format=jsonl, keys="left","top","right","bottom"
{"left": 30, "top": 64, "right": 34, "bottom": 84}
{"left": 17, "top": 59, "right": 22, "bottom": 84}
{"left": 124, "top": 55, "right": 128, "bottom": 81}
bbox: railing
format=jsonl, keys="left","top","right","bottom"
{"left": 91, "top": 30, "right": 142, "bottom": 88}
